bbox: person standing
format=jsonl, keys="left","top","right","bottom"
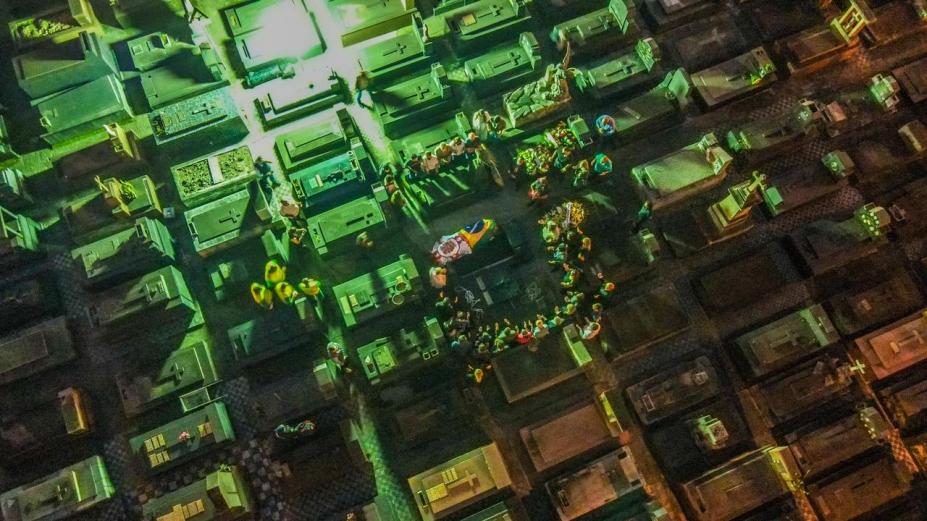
{"left": 577, "top": 236, "right": 592, "bottom": 263}
{"left": 422, "top": 151, "right": 440, "bottom": 176}
{"left": 565, "top": 290, "right": 585, "bottom": 309}
{"left": 528, "top": 176, "right": 549, "bottom": 204}
{"left": 389, "top": 189, "right": 406, "bottom": 210}
{"left": 580, "top": 318, "right": 602, "bottom": 339}
{"left": 274, "top": 281, "right": 298, "bottom": 305}
{"left": 354, "top": 69, "right": 372, "bottom": 109}
{"left": 435, "top": 142, "right": 453, "bottom": 167}
{"left": 532, "top": 317, "right": 549, "bottom": 341}
{"left": 466, "top": 364, "right": 487, "bottom": 384}
{"left": 596, "top": 273, "right": 616, "bottom": 301}
{"left": 561, "top": 263, "right": 580, "bottom": 290}
{"left": 548, "top": 242, "right": 569, "bottom": 268}
{"left": 488, "top": 114, "right": 507, "bottom": 140}
{"left": 254, "top": 157, "right": 281, "bottom": 196}
{"left": 356, "top": 231, "right": 375, "bottom": 250}
{"left": 593, "top": 153, "right": 612, "bottom": 178}
{"left": 449, "top": 136, "right": 466, "bottom": 164}
{"left": 383, "top": 174, "right": 399, "bottom": 196}
{"left": 429, "top": 266, "right": 448, "bottom": 288}
{"left": 548, "top": 310, "right": 566, "bottom": 330}
{"left": 405, "top": 153, "right": 424, "bottom": 178}
{"left": 264, "top": 259, "right": 286, "bottom": 286}
{"left": 464, "top": 132, "right": 481, "bottom": 160}
{"left": 632, "top": 201, "right": 652, "bottom": 233}
{"left": 572, "top": 159, "right": 591, "bottom": 187}
{"left": 476, "top": 144, "right": 503, "bottom": 187}
{"left": 517, "top": 324, "right": 537, "bottom": 352}
{"left": 327, "top": 342, "right": 352, "bottom": 374}
{"left": 435, "top": 292, "right": 454, "bottom": 320}
{"left": 298, "top": 277, "right": 323, "bottom": 302}
{"left": 250, "top": 283, "right": 274, "bottom": 309}
{"left": 472, "top": 109, "right": 492, "bottom": 140}
{"left": 497, "top": 320, "right": 517, "bottom": 344}
{"left": 541, "top": 219, "right": 561, "bottom": 244}
{"left": 378, "top": 162, "right": 396, "bottom": 180}
{"left": 595, "top": 114, "right": 617, "bottom": 138}
{"left": 553, "top": 146, "right": 573, "bottom": 173}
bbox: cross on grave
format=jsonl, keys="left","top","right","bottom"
{"left": 490, "top": 52, "right": 522, "bottom": 71}
{"left": 383, "top": 41, "right": 409, "bottom": 57}
{"left": 475, "top": 3, "right": 505, "bottom": 20}
{"left": 361, "top": 0, "right": 394, "bottom": 12}
{"left": 587, "top": 14, "right": 613, "bottom": 33}
{"left": 403, "top": 83, "right": 433, "bottom": 103}
{"left": 848, "top": 359, "right": 866, "bottom": 374}
{"left": 191, "top": 102, "right": 217, "bottom": 117}
{"left": 218, "top": 208, "right": 243, "bottom": 226}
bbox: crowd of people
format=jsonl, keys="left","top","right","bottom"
{"left": 251, "top": 107, "right": 630, "bottom": 386}
{"left": 396, "top": 131, "right": 483, "bottom": 180}
{"left": 413, "top": 113, "right": 631, "bottom": 383}
{"left": 472, "top": 109, "right": 509, "bottom": 142}
{"left": 513, "top": 120, "right": 613, "bottom": 203}
{"left": 429, "top": 201, "right": 616, "bottom": 383}
{"left": 377, "top": 127, "right": 496, "bottom": 211}
{"left": 249, "top": 259, "right": 324, "bottom": 309}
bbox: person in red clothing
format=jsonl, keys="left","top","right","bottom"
{"left": 515, "top": 325, "right": 534, "bottom": 345}
{"left": 518, "top": 322, "right": 539, "bottom": 352}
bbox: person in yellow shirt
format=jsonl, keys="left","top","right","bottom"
{"left": 274, "top": 281, "right": 297, "bottom": 305}
{"left": 264, "top": 259, "right": 286, "bottom": 286}
{"left": 250, "top": 283, "right": 274, "bottom": 309}
{"left": 298, "top": 277, "right": 323, "bottom": 302}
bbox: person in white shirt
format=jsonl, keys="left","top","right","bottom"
{"left": 422, "top": 151, "right": 440, "bottom": 175}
